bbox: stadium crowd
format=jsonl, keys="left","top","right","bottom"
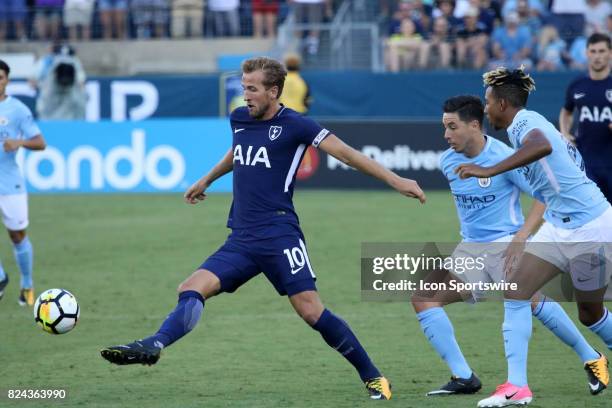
{"left": 0, "top": 0, "right": 337, "bottom": 41}
{"left": 383, "top": 0, "right": 612, "bottom": 71}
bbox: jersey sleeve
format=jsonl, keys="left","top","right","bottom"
{"left": 295, "top": 115, "right": 330, "bottom": 148}
{"left": 563, "top": 79, "right": 575, "bottom": 112}
{"left": 19, "top": 106, "right": 41, "bottom": 139}
{"left": 508, "top": 112, "right": 540, "bottom": 146}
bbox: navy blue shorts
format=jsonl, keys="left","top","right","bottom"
{"left": 200, "top": 224, "right": 317, "bottom": 297}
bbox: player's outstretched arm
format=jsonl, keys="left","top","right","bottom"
{"left": 455, "top": 130, "right": 552, "bottom": 179}
{"left": 319, "top": 134, "right": 426, "bottom": 203}
{"left": 3, "top": 134, "right": 46, "bottom": 152}
{"left": 558, "top": 108, "right": 575, "bottom": 143}
{"left": 184, "top": 147, "right": 234, "bottom": 204}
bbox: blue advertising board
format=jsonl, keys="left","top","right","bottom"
{"left": 22, "top": 120, "right": 232, "bottom": 193}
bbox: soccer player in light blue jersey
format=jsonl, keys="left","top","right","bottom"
{"left": 454, "top": 67, "right": 612, "bottom": 407}
{"left": 0, "top": 60, "right": 46, "bottom": 306}
{"left": 413, "top": 95, "right": 604, "bottom": 398}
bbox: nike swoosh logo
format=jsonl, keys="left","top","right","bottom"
{"left": 234, "top": 128, "right": 245, "bottom": 134}
{"left": 290, "top": 265, "right": 305, "bottom": 275}
{"left": 577, "top": 277, "right": 592, "bottom": 282}
{"left": 589, "top": 382, "right": 601, "bottom": 391}
{"left": 505, "top": 391, "right": 518, "bottom": 400}
{"left": 574, "top": 93, "right": 586, "bottom": 99}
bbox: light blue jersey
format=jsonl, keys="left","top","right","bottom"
{"left": 507, "top": 109, "right": 609, "bottom": 229}
{"left": 0, "top": 96, "right": 40, "bottom": 195}
{"left": 441, "top": 136, "right": 536, "bottom": 242}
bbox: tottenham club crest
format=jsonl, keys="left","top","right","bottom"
{"left": 269, "top": 126, "right": 282, "bottom": 141}
{"left": 606, "top": 89, "right": 612, "bottom": 103}
{"left": 478, "top": 178, "right": 491, "bottom": 188}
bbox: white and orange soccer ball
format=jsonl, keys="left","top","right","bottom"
{"left": 33, "top": 289, "right": 80, "bottom": 334}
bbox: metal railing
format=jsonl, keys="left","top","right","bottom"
{"left": 276, "top": 0, "right": 382, "bottom": 71}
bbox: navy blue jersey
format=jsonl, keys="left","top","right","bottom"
{"left": 228, "top": 106, "right": 330, "bottom": 230}
{"left": 564, "top": 74, "right": 612, "bottom": 168}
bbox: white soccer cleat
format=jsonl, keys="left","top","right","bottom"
{"left": 477, "top": 382, "right": 532, "bottom": 407}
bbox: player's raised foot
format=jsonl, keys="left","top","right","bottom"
{"left": 477, "top": 382, "right": 532, "bottom": 407}
{"left": 100, "top": 340, "right": 162, "bottom": 366}
{"left": 584, "top": 352, "right": 609, "bottom": 395}
{"left": 365, "top": 376, "right": 392, "bottom": 400}
{"left": 427, "top": 373, "right": 482, "bottom": 396}
{"left": 0, "top": 276, "right": 8, "bottom": 301}
{"left": 18, "top": 288, "right": 34, "bottom": 306}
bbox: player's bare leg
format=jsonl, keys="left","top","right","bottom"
{"left": 289, "top": 290, "right": 392, "bottom": 400}
{"left": 100, "top": 269, "right": 218, "bottom": 365}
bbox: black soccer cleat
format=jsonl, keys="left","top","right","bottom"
{"left": 0, "top": 275, "right": 8, "bottom": 301}
{"left": 100, "top": 340, "right": 161, "bottom": 366}
{"left": 426, "top": 373, "right": 482, "bottom": 396}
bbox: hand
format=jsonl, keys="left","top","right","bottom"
{"left": 391, "top": 177, "right": 426, "bottom": 203}
{"left": 502, "top": 233, "right": 528, "bottom": 276}
{"left": 184, "top": 179, "right": 209, "bottom": 205}
{"left": 454, "top": 163, "right": 493, "bottom": 179}
{"left": 562, "top": 132, "right": 576, "bottom": 144}
{"left": 3, "top": 139, "right": 22, "bottom": 152}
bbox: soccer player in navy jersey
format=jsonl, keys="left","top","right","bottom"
{"left": 101, "top": 57, "right": 426, "bottom": 400}
{"left": 559, "top": 32, "right": 612, "bottom": 204}
{"left": 417, "top": 95, "right": 603, "bottom": 398}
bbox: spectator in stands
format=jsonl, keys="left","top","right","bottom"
{"left": 568, "top": 36, "right": 588, "bottom": 69}
{"left": 432, "top": 0, "right": 462, "bottom": 33}
{"left": 455, "top": 6, "right": 489, "bottom": 69}
{"left": 536, "top": 25, "right": 567, "bottom": 71}
{"left": 490, "top": 11, "right": 533, "bottom": 68}
{"left": 585, "top": 0, "right": 611, "bottom": 35}
{"left": 99, "top": 0, "right": 128, "bottom": 39}
{"left": 131, "top": 0, "right": 169, "bottom": 38}
{"left": 290, "top": 0, "right": 334, "bottom": 55}
{"left": 171, "top": 0, "right": 204, "bottom": 38}
{"left": 502, "top": 0, "right": 544, "bottom": 20}
{"left": 516, "top": 0, "right": 542, "bottom": 38}
{"left": 34, "top": 0, "right": 63, "bottom": 40}
{"left": 279, "top": 53, "right": 311, "bottom": 114}
{"left": 252, "top": 0, "right": 279, "bottom": 38}
{"left": 34, "top": 44, "right": 87, "bottom": 120}
{"left": 550, "top": 0, "right": 588, "bottom": 43}
{"left": 478, "top": 0, "right": 502, "bottom": 35}
{"left": 64, "top": 0, "right": 94, "bottom": 41}
{"left": 419, "top": 16, "right": 452, "bottom": 68}
{"left": 0, "top": 0, "right": 27, "bottom": 41}
{"left": 385, "top": 18, "right": 425, "bottom": 71}
{"left": 209, "top": 0, "right": 240, "bottom": 37}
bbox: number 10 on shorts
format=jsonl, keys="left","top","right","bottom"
{"left": 283, "top": 239, "right": 316, "bottom": 277}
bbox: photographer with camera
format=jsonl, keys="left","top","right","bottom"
{"left": 31, "top": 43, "right": 87, "bottom": 120}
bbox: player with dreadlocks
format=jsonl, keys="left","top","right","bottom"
{"left": 455, "top": 66, "right": 612, "bottom": 407}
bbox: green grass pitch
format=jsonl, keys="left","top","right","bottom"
{"left": 1, "top": 191, "right": 610, "bottom": 407}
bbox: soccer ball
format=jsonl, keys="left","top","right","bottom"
{"left": 33, "top": 289, "right": 80, "bottom": 335}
